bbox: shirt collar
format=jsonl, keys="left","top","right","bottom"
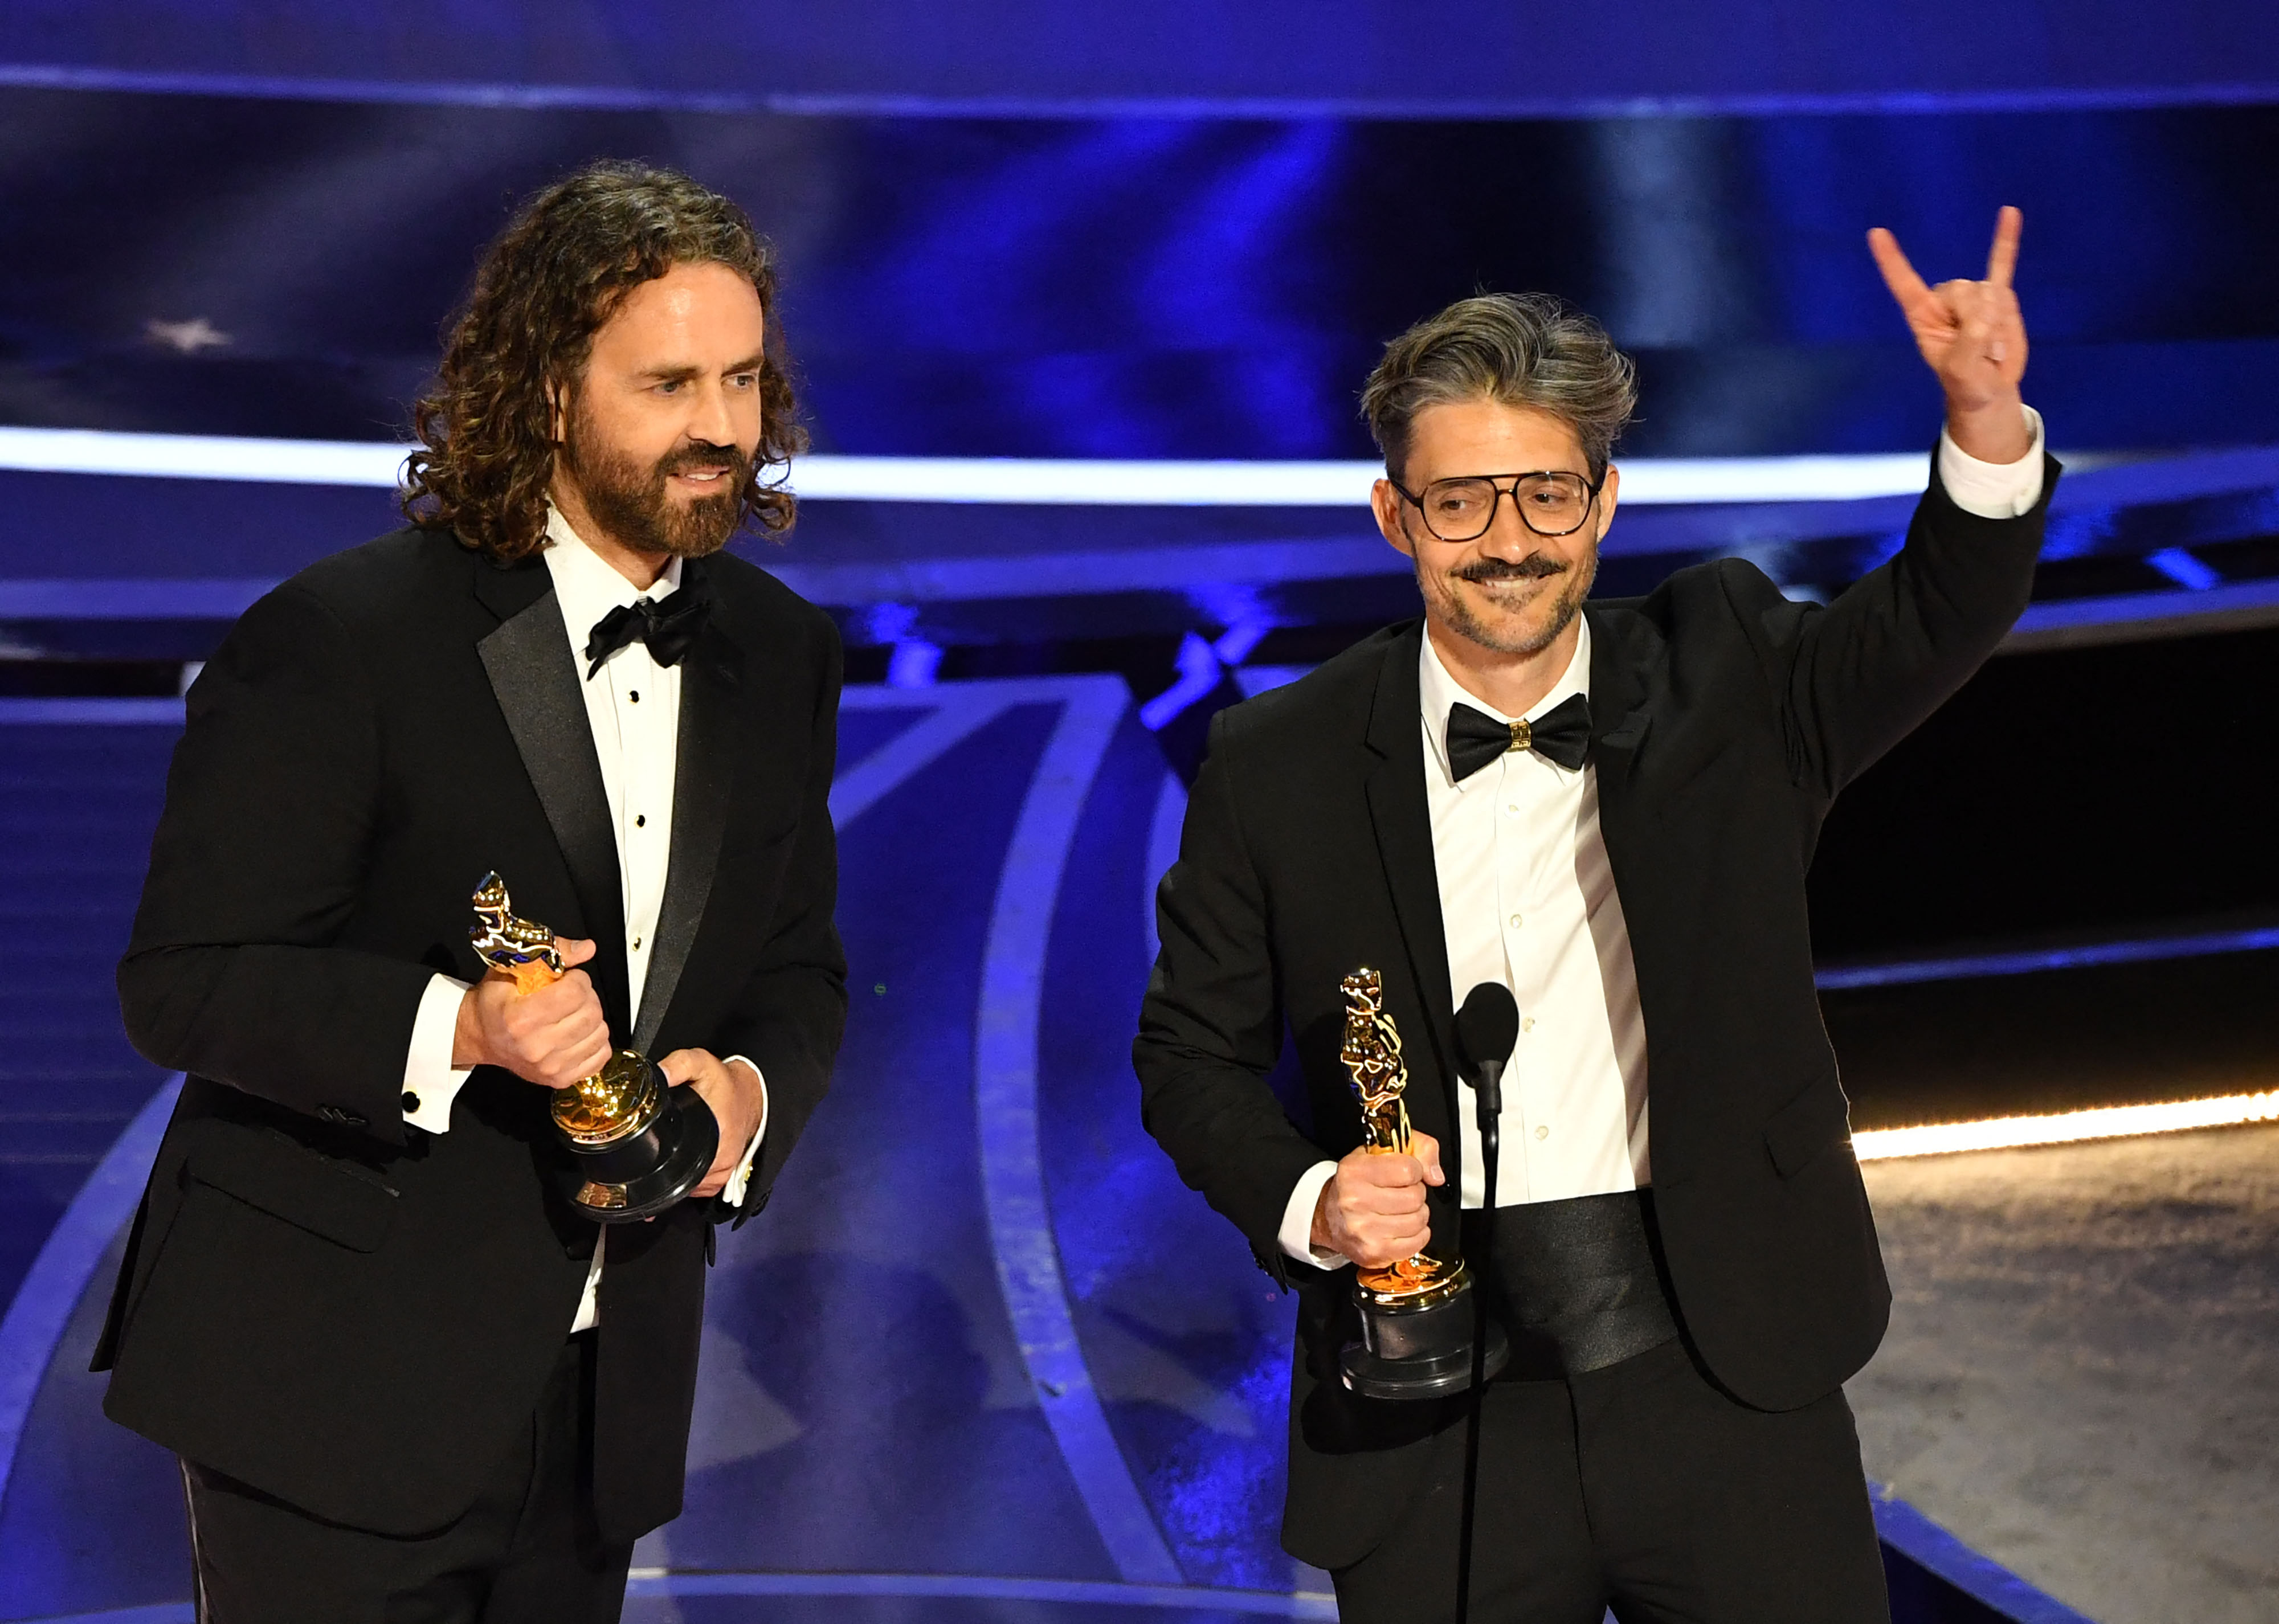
{"left": 1418, "top": 615, "right": 1593, "bottom": 784}
{"left": 543, "top": 504, "right": 684, "bottom": 653}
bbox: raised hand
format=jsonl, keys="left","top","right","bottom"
{"left": 1868, "top": 206, "right": 2032, "bottom": 463}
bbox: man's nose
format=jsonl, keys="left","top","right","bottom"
{"left": 1476, "top": 494, "right": 1538, "bottom": 555}
{"left": 687, "top": 381, "right": 737, "bottom": 446}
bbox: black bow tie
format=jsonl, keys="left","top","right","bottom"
{"left": 583, "top": 586, "right": 709, "bottom": 680}
{"left": 1447, "top": 693, "right": 1593, "bottom": 781}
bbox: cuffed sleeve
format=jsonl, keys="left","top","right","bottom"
{"left": 1279, "top": 1160, "right": 1347, "bottom": 1269}
{"left": 401, "top": 973, "right": 475, "bottom": 1133}
{"left": 718, "top": 1055, "right": 768, "bottom": 1208}
{"left": 1938, "top": 404, "right": 2045, "bottom": 519}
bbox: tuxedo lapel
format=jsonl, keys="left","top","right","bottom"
{"left": 1585, "top": 603, "right": 1654, "bottom": 821}
{"left": 1359, "top": 624, "right": 1457, "bottom": 1122}
{"left": 473, "top": 561, "right": 631, "bottom": 1028}
{"left": 633, "top": 561, "right": 742, "bottom": 1054}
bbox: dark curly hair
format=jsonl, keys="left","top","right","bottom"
{"left": 402, "top": 161, "right": 805, "bottom": 561}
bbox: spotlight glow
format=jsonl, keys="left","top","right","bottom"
{"left": 1853, "top": 1091, "right": 2279, "bottom": 1161}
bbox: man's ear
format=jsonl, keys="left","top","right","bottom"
{"left": 1593, "top": 463, "right": 1621, "bottom": 545}
{"left": 546, "top": 377, "right": 567, "bottom": 445}
{"left": 1371, "top": 478, "right": 1418, "bottom": 562}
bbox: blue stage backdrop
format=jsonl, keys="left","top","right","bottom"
{"left": 1, "top": 90, "right": 2276, "bottom": 457}
{"left": 3, "top": 0, "right": 2277, "bottom": 113}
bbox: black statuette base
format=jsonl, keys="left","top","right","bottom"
{"left": 555, "top": 1080, "right": 720, "bottom": 1224}
{"left": 1339, "top": 1283, "right": 1510, "bottom": 1400}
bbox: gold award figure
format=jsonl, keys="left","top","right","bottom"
{"left": 469, "top": 872, "right": 718, "bottom": 1221}
{"left": 1335, "top": 968, "right": 1504, "bottom": 1398}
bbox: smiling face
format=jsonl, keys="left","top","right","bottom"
{"left": 552, "top": 260, "right": 769, "bottom": 562}
{"left": 1370, "top": 397, "right": 1619, "bottom": 662}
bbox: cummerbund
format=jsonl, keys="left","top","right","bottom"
{"left": 1460, "top": 1188, "right": 1678, "bottom": 1379}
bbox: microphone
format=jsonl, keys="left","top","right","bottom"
{"left": 1456, "top": 982, "right": 1520, "bottom": 1124}
{"left": 1452, "top": 979, "right": 1520, "bottom": 1624}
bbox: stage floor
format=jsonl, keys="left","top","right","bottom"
{"left": 1856, "top": 1122, "right": 2279, "bottom": 1624}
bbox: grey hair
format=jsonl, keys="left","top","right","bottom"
{"left": 1361, "top": 292, "right": 1637, "bottom": 485}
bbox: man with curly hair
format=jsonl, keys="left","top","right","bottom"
{"left": 96, "top": 161, "right": 845, "bottom": 1621}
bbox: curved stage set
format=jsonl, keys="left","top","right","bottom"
{"left": 3, "top": 6, "right": 2277, "bottom": 1619}
{"left": 0, "top": 686, "right": 2097, "bottom": 1624}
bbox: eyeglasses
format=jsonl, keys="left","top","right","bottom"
{"left": 1388, "top": 471, "right": 1603, "bottom": 542}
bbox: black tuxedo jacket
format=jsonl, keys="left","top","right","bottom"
{"left": 1134, "top": 456, "right": 2057, "bottom": 1570}
{"left": 95, "top": 525, "right": 847, "bottom": 1544}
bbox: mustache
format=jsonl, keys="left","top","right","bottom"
{"left": 657, "top": 441, "right": 750, "bottom": 482}
{"left": 1453, "top": 553, "right": 1567, "bottom": 584}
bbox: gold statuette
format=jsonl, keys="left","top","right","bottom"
{"left": 1339, "top": 968, "right": 1463, "bottom": 1308}
{"left": 1334, "top": 968, "right": 1504, "bottom": 1398}
{"left": 469, "top": 872, "right": 718, "bottom": 1221}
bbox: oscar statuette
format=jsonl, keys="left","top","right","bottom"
{"left": 468, "top": 872, "right": 719, "bottom": 1222}
{"left": 1336, "top": 968, "right": 1508, "bottom": 1399}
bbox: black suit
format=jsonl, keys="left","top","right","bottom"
{"left": 96, "top": 525, "right": 846, "bottom": 1552}
{"left": 1134, "top": 457, "right": 2056, "bottom": 1578}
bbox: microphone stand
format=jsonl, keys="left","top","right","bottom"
{"left": 1454, "top": 1053, "right": 1502, "bottom": 1624}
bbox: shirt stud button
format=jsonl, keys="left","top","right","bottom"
{"left": 634, "top": 936, "right": 643, "bottom": 950}
{"left": 402, "top": 1091, "right": 420, "bottom": 1114}
{"left": 1521, "top": 1016, "right": 1535, "bottom": 1032}
{"left": 635, "top": 815, "right": 646, "bottom": 828}
{"left": 630, "top": 690, "right": 641, "bottom": 702}
{"left": 1509, "top": 913, "right": 1524, "bottom": 928}
{"left": 1534, "top": 1124, "right": 1549, "bottom": 1141}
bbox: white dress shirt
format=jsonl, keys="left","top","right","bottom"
{"left": 401, "top": 506, "right": 767, "bottom": 1329}
{"left": 1279, "top": 410, "right": 2049, "bottom": 1266}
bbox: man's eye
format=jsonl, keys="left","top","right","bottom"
{"left": 729, "top": 373, "right": 759, "bottom": 390}
{"left": 656, "top": 379, "right": 683, "bottom": 395}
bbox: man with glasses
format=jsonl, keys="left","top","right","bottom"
{"left": 1136, "top": 211, "right": 2048, "bottom": 1621}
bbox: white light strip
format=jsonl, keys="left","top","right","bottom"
{"left": 1853, "top": 1090, "right": 2279, "bottom": 1161}
{"left": 0, "top": 427, "right": 412, "bottom": 487}
{"left": 0, "top": 426, "right": 1931, "bottom": 506}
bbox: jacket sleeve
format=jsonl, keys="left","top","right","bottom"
{"left": 708, "top": 619, "right": 848, "bottom": 1224}
{"left": 116, "top": 581, "right": 431, "bottom": 1143}
{"left": 1133, "top": 710, "right": 1333, "bottom": 1284}
{"left": 1731, "top": 448, "right": 2059, "bottom": 803}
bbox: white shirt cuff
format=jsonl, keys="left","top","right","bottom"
{"left": 718, "top": 1056, "right": 769, "bottom": 1208}
{"left": 402, "top": 973, "right": 475, "bottom": 1133}
{"left": 1278, "top": 1160, "right": 1349, "bottom": 1269}
{"left": 1938, "top": 404, "right": 2046, "bottom": 519}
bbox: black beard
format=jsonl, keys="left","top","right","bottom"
{"left": 563, "top": 423, "right": 751, "bottom": 561}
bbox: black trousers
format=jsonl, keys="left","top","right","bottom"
{"left": 1331, "top": 1338, "right": 1890, "bottom": 1624}
{"left": 180, "top": 1333, "right": 633, "bottom": 1624}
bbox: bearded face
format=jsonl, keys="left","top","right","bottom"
{"left": 564, "top": 396, "right": 752, "bottom": 561}
{"left": 546, "top": 260, "right": 773, "bottom": 567}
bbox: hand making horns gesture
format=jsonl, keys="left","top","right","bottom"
{"left": 1868, "top": 204, "right": 2033, "bottom": 463}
